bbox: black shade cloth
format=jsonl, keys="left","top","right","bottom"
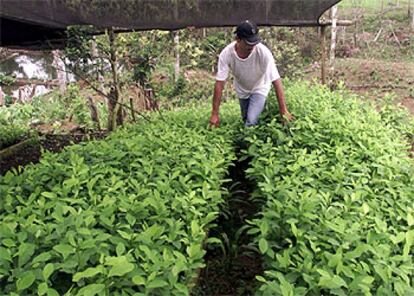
{"left": 0, "top": 0, "right": 341, "bottom": 49}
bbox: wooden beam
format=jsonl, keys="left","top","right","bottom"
{"left": 319, "top": 20, "right": 354, "bottom": 26}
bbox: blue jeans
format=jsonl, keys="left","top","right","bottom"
{"left": 239, "top": 94, "right": 266, "bottom": 126}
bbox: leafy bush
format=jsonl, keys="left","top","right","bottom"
{"left": 244, "top": 81, "right": 414, "bottom": 295}
{"left": 0, "top": 125, "right": 28, "bottom": 150}
{"left": 0, "top": 104, "right": 240, "bottom": 295}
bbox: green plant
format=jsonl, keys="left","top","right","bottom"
{"left": 0, "top": 125, "right": 28, "bottom": 149}
{"left": 0, "top": 73, "right": 16, "bottom": 86}
{"left": 243, "top": 81, "right": 414, "bottom": 295}
{"left": 0, "top": 104, "right": 240, "bottom": 295}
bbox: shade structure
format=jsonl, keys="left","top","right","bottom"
{"left": 0, "top": 0, "right": 341, "bottom": 49}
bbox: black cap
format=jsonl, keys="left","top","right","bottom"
{"left": 235, "top": 20, "right": 260, "bottom": 45}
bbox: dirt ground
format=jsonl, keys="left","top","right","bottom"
{"left": 0, "top": 132, "right": 107, "bottom": 175}
{"left": 306, "top": 57, "right": 414, "bottom": 115}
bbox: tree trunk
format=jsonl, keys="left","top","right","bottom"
{"left": 174, "top": 31, "right": 180, "bottom": 82}
{"left": 91, "top": 38, "right": 105, "bottom": 91}
{"left": 52, "top": 50, "right": 67, "bottom": 93}
{"left": 87, "top": 96, "right": 100, "bottom": 130}
{"left": 329, "top": 5, "right": 338, "bottom": 83}
{"left": 107, "top": 28, "right": 122, "bottom": 131}
{"left": 129, "top": 97, "right": 136, "bottom": 122}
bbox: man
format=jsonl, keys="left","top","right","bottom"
{"left": 209, "top": 20, "right": 293, "bottom": 127}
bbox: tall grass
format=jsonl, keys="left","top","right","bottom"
{"left": 339, "top": 0, "right": 410, "bottom": 11}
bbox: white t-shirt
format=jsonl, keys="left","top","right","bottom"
{"left": 216, "top": 41, "right": 280, "bottom": 99}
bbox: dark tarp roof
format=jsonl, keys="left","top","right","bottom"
{"left": 0, "top": 0, "right": 341, "bottom": 49}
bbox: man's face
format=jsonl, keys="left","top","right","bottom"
{"left": 237, "top": 38, "right": 256, "bottom": 54}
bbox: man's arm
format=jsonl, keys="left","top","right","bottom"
{"left": 272, "top": 78, "right": 293, "bottom": 123}
{"left": 210, "top": 80, "right": 225, "bottom": 127}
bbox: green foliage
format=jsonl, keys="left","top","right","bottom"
{"left": 0, "top": 73, "right": 16, "bottom": 86}
{"left": 116, "top": 30, "right": 172, "bottom": 88}
{"left": 0, "top": 125, "right": 27, "bottom": 149}
{"left": 378, "top": 94, "right": 414, "bottom": 143}
{"left": 243, "top": 81, "right": 414, "bottom": 295}
{"left": 177, "top": 29, "right": 233, "bottom": 71}
{"left": 63, "top": 84, "right": 92, "bottom": 126}
{"left": 0, "top": 104, "right": 240, "bottom": 295}
{"left": 261, "top": 28, "right": 304, "bottom": 78}
{"left": 0, "top": 104, "right": 31, "bottom": 149}
{"left": 65, "top": 26, "right": 95, "bottom": 76}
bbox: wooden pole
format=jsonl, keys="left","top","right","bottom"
{"left": 329, "top": 5, "right": 338, "bottom": 84}
{"left": 107, "top": 28, "right": 122, "bottom": 131}
{"left": 174, "top": 31, "right": 180, "bottom": 82}
{"left": 321, "top": 25, "right": 327, "bottom": 85}
{"left": 87, "top": 96, "right": 101, "bottom": 130}
{"left": 52, "top": 50, "right": 67, "bottom": 94}
{"left": 129, "top": 98, "right": 136, "bottom": 122}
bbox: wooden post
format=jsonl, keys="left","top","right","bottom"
{"left": 410, "top": 0, "right": 414, "bottom": 31}
{"left": 52, "top": 50, "right": 66, "bottom": 94}
{"left": 144, "top": 88, "right": 158, "bottom": 110}
{"left": 107, "top": 28, "right": 122, "bottom": 131}
{"left": 87, "top": 96, "right": 100, "bottom": 130}
{"left": 329, "top": 5, "right": 338, "bottom": 84}
{"left": 129, "top": 97, "right": 136, "bottom": 122}
{"left": 174, "top": 31, "right": 180, "bottom": 82}
{"left": 321, "top": 25, "right": 327, "bottom": 85}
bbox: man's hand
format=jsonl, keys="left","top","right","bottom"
{"left": 209, "top": 114, "right": 220, "bottom": 128}
{"left": 281, "top": 111, "right": 294, "bottom": 125}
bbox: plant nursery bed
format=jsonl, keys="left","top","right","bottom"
{"left": 0, "top": 132, "right": 107, "bottom": 175}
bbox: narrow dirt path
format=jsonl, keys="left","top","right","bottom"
{"left": 193, "top": 153, "right": 263, "bottom": 296}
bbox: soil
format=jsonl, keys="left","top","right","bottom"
{"left": 0, "top": 132, "right": 107, "bottom": 175}
{"left": 194, "top": 154, "right": 263, "bottom": 296}
{"left": 306, "top": 58, "right": 414, "bottom": 114}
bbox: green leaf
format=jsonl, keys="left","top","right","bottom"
{"left": 46, "top": 288, "right": 59, "bottom": 296}
{"left": 344, "top": 244, "right": 370, "bottom": 260}
{"left": 132, "top": 275, "right": 146, "bottom": 286}
{"left": 362, "top": 203, "right": 370, "bottom": 214}
{"left": 407, "top": 213, "right": 414, "bottom": 227}
{"left": 115, "top": 243, "right": 125, "bottom": 256}
{"left": 403, "top": 230, "right": 414, "bottom": 257}
{"left": 17, "top": 271, "right": 36, "bottom": 291}
{"left": 117, "top": 230, "right": 132, "bottom": 240}
{"left": 43, "top": 263, "right": 54, "bottom": 281}
{"left": 109, "top": 262, "right": 134, "bottom": 277}
{"left": 147, "top": 278, "right": 168, "bottom": 289}
{"left": 0, "top": 247, "right": 12, "bottom": 262}
{"left": 318, "top": 275, "right": 348, "bottom": 290}
{"left": 256, "top": 275, "right": 267, "bottom": 283}
{"left": 41, "top": 192, "right": 57, "bottom": 199}
{"left": 33, "top": 252, "right": 52, "bottom": 264}
{"left": 187, "top": 243, "right": 204, "bottom": 259}
{"left": 260, "top": 221, "right": 269, "bottom": 235}
{"left": 73, "top": 267, "right": 103, "bottom": 282}
{"left": 259, "top": 238, "right": 268, "bottom": 254}
{"left": 53, "top": 244, "right": 74, "bottom": 259}
{"left": 2, "top": 238, "right": 16, "bottom": 247}
{"left": 18, "top": 243, "right": 36, "bottom": 267}
{"left": 38, "top": 282, "right": 48, "bottom": 295}
{"left": 0, "top": 224, "right": 13, "bottom": 238}
{"left": 77, "top": 284, "right": 105, "bottom": 296}
{"left": 191, "top": 220, "right": 200, "bottom": 237}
